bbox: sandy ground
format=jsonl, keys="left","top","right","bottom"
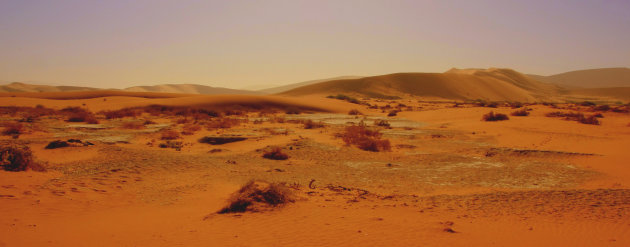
{"left": 1, "top": 94, "right": 630, "bottom": 246}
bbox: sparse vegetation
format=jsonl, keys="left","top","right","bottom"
{"left": 510, "top": 108, "right": 530, "bottom": 116}
{"left": 303, "top": 119, "right": 324, "bottom": 129}
{"left": 159, "top": 140, "right": 183, "bottom": 151}
{"left": 348, "top": 109, "right": 363, "bottom": 115}
{"left": 327, "top": 94, "right": 361, "bottom": 104}
{"left": 0, "top": 144, "right": 44, "bottom": 172}
{"left": 62, "top": 107, "right": 99, "bottom": 124}
{"left": 340, "top": 123, "right": 391, "bottom": 152}
{"left": 387, "top": 110, "right": 399, "bottom": 117}
{"left": 182, "top": 124, "right": 201, "bottom": 135}
{"left": 545, "top": 111, "right": 601, "bottom": 125}
{"left": 217, "top": 180, "right": 294, "bottom": 214}
{"left": 2, "top": 122, "right": 24, "bottom": 137}
{"left": 262, "top": 147, "right": 289, "bottom": 160}
{"left": 285, "top": 107, "right": 301, "bottom": 115}
{"left": 482, "top": 111, "right": 509, "bottom": 121}
{"left": 373, "top": 119, "right": 391, "bottom": 128}
{"left": 160, "top": 130, "right": 181, "bottom": 140}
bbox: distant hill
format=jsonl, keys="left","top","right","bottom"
{"left": 124, "top": 84, "right": 259, "bottom": 95}
{"left": 528, "top": 68, "right": 630, "bottom": 88}
{"left": 0, "top": 82, "right": 98, "bottom": 93}
{"left": 259, "top": 76, "right": 363, "bottom": 94}
{"left": 281, "top": 68, "right": 560, "bottom": 102}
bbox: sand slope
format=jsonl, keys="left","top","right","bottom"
{"left": 281, "top": 68, "right": 560, "bottom": 102}
{"left": 0, "top": 82, "right": 98, "bottom": 93}
{"left": 529, "top": 67, "right": 630, "bottom": 88}
{"left": 260, "top": 76, "right": 363, "bottom": 94}
{"left": 125, "top": 84, "right": 259, "bottom": 95}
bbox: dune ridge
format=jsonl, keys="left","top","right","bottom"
{"left": 281, "top": 68, "right": 560, "bottom": 102}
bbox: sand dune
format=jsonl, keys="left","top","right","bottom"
{"left": 125, "top": 84, "right": 259, "bottom": 95}
{"left": 260, "top": 76, "right": 363, "bottom": 94}
{"left": 0, "top": 82, "right": 98, "bottom": 93}
{"left": 568, "top": 87, "right": 630, "bottom": 101}
{"left": 281, "top": 68, "right": 560, "bottom": 102}
{"left": 529, "top": 67, "right": 630, "bottom": 88}
{"left": 0, "top": 92, "right": 351, "bottom": 113}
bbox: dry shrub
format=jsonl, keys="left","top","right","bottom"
{"left": 374, "top": 119, "right": 391, "bottom": 128}
{"left": 303, "top": 120, "right": 324, "bottom": 129}
{"left": 206, "top": 118, "right": 242, "bottom": 129}
{"left": 348, "top": 109, "right": 363, "bottom": 115}
{"left": 121, "top": 121, "right": 145, "bottom": 129}
{"left": 510, "top": 109, "right": 530, "bottom": 116}
{"left": 218, "top": 180, "right": 294, "bottom": 214}
{"left": 578, "top": 115, "right": 600, "bottom": 125}
{"left": 2, "top": 122, "right": 24, "bottom": 137}
{"left": 160, "top": 130, "right": 181, "bottom": 140}
{"left": 102, "top": 108, "right": 140, "bottom": 119}
{"left": 159, "top": 140, "right": 183, "bottom": 151}
{"left": 482, "top": 111, "right": 509, "bottom": 121}
{"left": 387, "top": 110, "right": 399, "bottom": 117}
{"left": 285, "top": 107, "right": 301, "bottom": 115}
{"left": 593, "top": 105, "right": 610, "bottom": 112}
{"left": 262, "top": 147, "right": 289, "bottom": 160}
{"left": 341, "top": 124, "right": 391, "bottom": 152}
{"left": 62, "top": 107, "right": 99, "bottom": 124}
{"left": 580, "top": 101, "right": 596, "bottom": 106}
{"left": 182, "top": 124, "right": 202, "bottom": 135}
{"left": 0, "top": 145, "right": 44, "bottom": 172}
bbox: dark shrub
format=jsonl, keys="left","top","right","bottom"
{"left": 160, "top": 130, "right": 180, "bottom": 140}
{"left": 2, "top": 122, "right": 23, "bottom": 137}
{"left": 348, "top": 109, "right": 363, "bottom": 115}
{"left": 593, "top": 105, "right": 610, "bottom": 112}
{"left": 285, "top": 107, "right": 301, "bottom": 115}
{"left": 199, "top": 136, "right": 247, "bottom": 145}
{"left": 45, "top": 140, "right": 70, "bottom": 149}
{"left": 580, "top": 101, "right": 596, "bottom": 106}
{"left": 387, "top": 110, "right": 399, "bottom": 117}
{"left": 159, "top": 140, "right": 183, "bottom": 151}
{"left": 303, "top": 120, "right": 324, "bottom": 129}
{"left": 0, "top": 145, "right": 44, "bottom": 171}
{"left": 482, "top": 111, "right": 509, "bottom": 121}
{"left": 182, "top": 124, "right": 201, "bottom": 135}
{"left": 374, "top": 119, "right": 391, "bottom": 128}
{"left": 262, "top": 147, "right": 289, "bottom": 160}
{"left": 341, "top": 124, "right": 391, "bottom": 152}
{"left": 327, "top": 94, "right": 361, "bottom": 104}
{"left": 217, "top": 180, "right": 294, "bottom": 214}
{"left": 578, "top": 115, "right": 600, "bottom": 125}
{"left": 510, "top": 109, "right": 529, "bottom": 116}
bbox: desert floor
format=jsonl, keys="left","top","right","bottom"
{"left": 1, "top": 95, "right": 630, "bottom": 246}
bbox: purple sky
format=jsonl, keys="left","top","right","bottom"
{"left": 1, "top": 0, "right": 629, "bottom": 88}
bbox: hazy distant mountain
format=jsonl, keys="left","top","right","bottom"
{"left": 259, "top": 76, "right": 363, "bottom": 94}
{"left": 0, "top": 82, "right": 98, "bottom": 93}
{"left": 124, "top": 84, "right": 259, "bottom": 95}
{"left": 528, "top": 68, "right": 630, "bottom": 88}
{"left": 281, "top": 68, "right": 560, "bottom": 102}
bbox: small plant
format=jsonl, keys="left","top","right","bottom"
{"left": 217, "top": 180, "right": 294, "bottom": 214}
{"left": 2, "top": 122, "right": 24, "bottom": 137}
{"left": 45, "top": 140, "right": 70, "bottom": 149}
{"left": 510, "top": 109, "right": 529, "bottom": 116}
{"left": 348, "top": 109, "right": 362, "bottom": 115}
{"left": 327, "top": 94, "right": 361, "bottom": 104}
{"left": 285, "top": 107, "right": 301, "bottom": 115}
{"left": 160, "top": 130, "right": 180, "bottom": 140}
{"left": 262, "top": 147, "right": 289, "bottom": 160}
{"left": 341, "top": 124, "right": 391, "bottom": 152}
{"left": 0, "top": 145, "right": 44, "bottom": 172}
{"left": 182, "top": 124, "right": 201, "bottom": 135}
{"left": 303, "top": 120, "right": 324, "bottom": 129}
{"left": 387, "top": 110, "right": 399, "bottom": 117}
{"left": 373, "top": 119, "right": 391, "bottom": 128}
{"left": 578, "top": 115, "right": 600, "bottom": 125}
{"left": 62, "top": 107, "right": 99, "bottom": 124}
{"left": 159, "top": 140, "right": 183, "bottom": 151}
{"left": 482, "top": 111, "right": 509, "bottom": 121}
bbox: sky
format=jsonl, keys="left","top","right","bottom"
{"left": 1, "top": 0, "right": 629, "bottom": 89}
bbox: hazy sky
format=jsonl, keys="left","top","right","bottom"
{"left": 1, "top": 0, "right": 629, "bottom": 89}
